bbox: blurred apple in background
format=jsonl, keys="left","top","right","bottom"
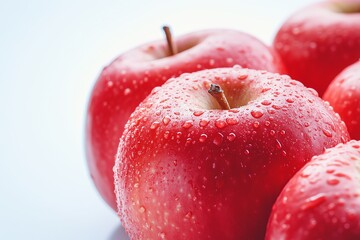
{"left": 85, "top": 28, "right": 286, "bottom": 211}
{"left": 114, "top": 66, "right": 349, "bottom": 239}
{"left": 323, "top": 60, "right": 360, "bottom": 140}
{"left": 273, "top": 0, "right": 360, "bottom": 96}
{"left": 266, "top": 140, "right": 360, "bottom": 240}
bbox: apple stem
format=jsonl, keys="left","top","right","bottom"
{"left": 162, "top": 25, "right": 177, "bottom": 56}
{"left": 208, "top": 84, "right": 231, "bottom": 110}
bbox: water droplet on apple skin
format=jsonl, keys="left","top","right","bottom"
{"left": 213, "top": 133, "right": 224, "bottom": 146}
{"left": 251, "top": 110, "right": 264, "bottom": 119}
{"left": 199, "top": 134, "right": 208, "bottom": 143}
{"left": 215, "top": 119, "right": 227, "bottom": 129}
{"left": 227, "top": 133, "right": 236, "bottom": 142}
{"left": 182, "top": 120, "right": 193, "bottom": 129}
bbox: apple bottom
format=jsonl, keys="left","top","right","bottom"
{"left": 116, "top": 144, "right": 296, "bottom": 240}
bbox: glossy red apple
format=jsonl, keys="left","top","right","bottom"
{"left": 114, "top": 67, "right": 349, "bottom": 240}
{"left": 86, "top": 28, "right": 286, "bottom": 211}
{"left": 266, "top": 140, "right": 360, "bottom": 240}
{"left": 323, "top": 60, "right": 360, "bottom": 140}
{"left": 273, "top": 0, "right": 360, "bottom": 96}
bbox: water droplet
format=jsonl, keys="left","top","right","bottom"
{"left": 173, "top": 160, "right": 177, "bottom": 166}
{"left": 134, "top": 183, "right": 139, "bottom": 188}
{"left": 182, "top": 120, "right": 193, "bottom": 129}
{"left": 163, "top": 131, "right": 170, "bottom": 139}
{"left": 199, "top": 119, "right": 210, "bottom": 127}
{"left": 193, "top": 111, "right": 204, "bottom": 116}
{"left": 272, "top": 105, "right": 281, "bottom": 110}
{"left": 176, "top": 132, "right": 182, "bottom": 139}
{"left": 327, "top": 178, "right": 340, "bottom": 185}
{"left": 227, "top": 133, "right": 236, "bottom": 142}
{"left": 199, "top": 134, "right": 208, "bottom": 143}
{"left": 265, "top": 121, "right": 270, "bottom": 126}
{"left": 244, "top": 149, "right": 250, "bottom": 155}
{"left": 226, "top": 117, "right": 239, "bottom": 125}
{"left": 251, "top": 110, "right": 264, "bottom": 118}
{"left": 107, "top": 81, "right": 113, "bottom": 87}
{"left": 301, "top": 193, "right": 326, "bottom": 210}
{"left": 322, "top": 129, "right": 333, "bottom": 137}
{"left": 215, "top": 119, "right": 227, "bottom": 129}
{"left": 229, "top": 109, "right": 239, "bottom": 113}
{"left": 185, "top": 211, "right": 193, "bottom": 219}
{"left": 280, "top": 130, "right": 286, "bottom": 135}
{"left": 150, "top": 121, "right": 160, "bottom": 129}
{"left": 286, "top": 98, "right": 294, "bottom": 103}
{"left": 276, "top": 139, "right": 282, "bottom": 149}
{"left": 261, "top": 100, "right": 272, "bottom": 106}
{"left": 334, "top": 172, "right": 351, "bottom": 180}
{"left": 209, "top": 59, "right": 215, "bottom": 66}
{"left": 139, "top": 206, "right": 146, "bottom": 213}
{"left": 124, "top": 88, "right": 131, "bottom": 96}
{"left": 270, "top": 130, "right": 276, "bottom": 136}
{"left": 238, "top": 74, "right": 248, "bottom": 80}
{"left": 158, "top": 232, "right": 166, "bottom": 239}
{"left": 304, "top": 122, "right": 310, "bottom": 127}
{"left": 213, "top": 133, "right": 224, "bottom": 146}
{"left": 261, "top": 88, "right": 271, "bottom": 93}
{"left": 163, "top": 117, "right": 171, "bottom": 125}
{"left": 253, "top": 121, "right": 260, "bottom": 128}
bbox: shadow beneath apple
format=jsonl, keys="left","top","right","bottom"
{"left": 108, "top": 224, "right": 129, "bottom": 240}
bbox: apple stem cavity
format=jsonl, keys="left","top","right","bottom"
{"left": 208, "top": 84, "right": 231, "bottom": 110}
{"left": 162, "top": 25, "right": 177, "bottom": 56}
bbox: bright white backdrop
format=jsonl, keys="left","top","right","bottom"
{"left": 0, "top": 0, "right": 316, "bottom": 239}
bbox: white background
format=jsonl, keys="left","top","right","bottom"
{"left": 0, "top": 0, "right": 316, "bottom": 239}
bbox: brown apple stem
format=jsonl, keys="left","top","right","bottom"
{"left": 162, "top": 25, "right": 177, "bottom": 56}
{"left": 208, "top": 84, "right": 231, "bottom": 110}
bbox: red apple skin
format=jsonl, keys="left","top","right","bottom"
{"left": 266, "top": 140, "right": 360, "bottom": 240}
{"left": 114, "top": 67, "right": 349, "bottom": 240}
{"left": 86, "top": 29, "right": 286, "bottom": 211}
{"left": 273, "top": 1, "right": 360, "bottom": 96}
{"left": 323, "top": 60, "right": 360, "bottom": 140}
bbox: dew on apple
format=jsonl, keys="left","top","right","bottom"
{"left": 261, "top": 99, "right": 272, "bottom": 106}
{"left": 327, "top": 178, "right": 340, "bottom": 186}
{"left": 163, "top": 131, "right": 170, "bottom": 139}
{"left": 227, "top": 132, "right": 236, "bottom": 142}
{"left": 322, "top": 129, "right": 333, "bottom": 137}
{"left": 199, "top": 119, "right": 209, "bottom": 127}
{"left": 123, "top": 87, "right": 132, "bottom": 96}
{"left": 253, "top": 121, "right": 260, "bottom": 128}
{"left": 199, "top": 134, "right": 208, "bottom": 143}
{"left": 150, "top": 121, "right": 160, "bottom": 130}
{"left": 162, "top": 117, "right": 171, "bottom": 125}
{"left": 182, "top": 120, "right": 193, "bottom": 129}
{"left": 193, "top": 111, "right": 204, "bottom": 117}
{"left": 213, "top": 133, "right": 224, "bottom": 146}
{"left": 215, "top": 119, "right": 227, "bottom": 129}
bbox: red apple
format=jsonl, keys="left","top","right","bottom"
{"left": 86, "top": 28, "right": 286, "bottom": 211}
{"left": 323, "top": 60, "right": 360, "bottom": 140}
{"left": 266, "top": 140, "right": 360, "bottom": 240}
{"left": 273, "top": 0, "right": 360, "bottom": 96}
{"left": 114, "top": 67, "right": 349, "bottom": 239}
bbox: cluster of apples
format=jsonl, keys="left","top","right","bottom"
{"left": 85, "top": 1, "right": 360, "bottom": 239}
